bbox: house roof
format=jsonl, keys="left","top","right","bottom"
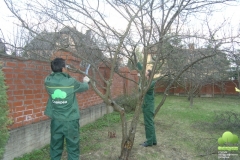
{"left": 25, "top": 27, "right": 104, "bottom": 64}
{"left": 25, "top": 32, "right": 59, "bottom": 50}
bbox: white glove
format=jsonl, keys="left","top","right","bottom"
{"left": 83, "top": 76, "right": 90, "bottom": 83}
{"left": 137, "top": 73, "right": 140, "bottom": 77}
{"left": 138, "top": 83, "right": 141, "bottom": 90}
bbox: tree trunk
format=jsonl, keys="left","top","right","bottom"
{"left": 110, "top": 100, "right": 142, "bottom": 160}
{"left": 190, "top": 93, "right": 193, "bottom": 107}
{"left": 220, "top": 82, "right": 225, "bottom": 98}
{"left": 118, "top": 138, "right": 134, "bottom": 160}
{"left": 212, "top": 81, "right": 215, "bottom": 97}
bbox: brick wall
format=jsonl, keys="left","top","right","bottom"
{"left": 200, "top": 80, "right": 238, "bottom": 95}
{"left": 112, "top": 72, "right": 125, "bottom": 98}
{"left": 1, "top": 56, "right": 50, "bottom": 129}
{"left": 155, "top": 80, "right": 239, "bottom": 96}
{"left": 0, "top": 54, "right": 138, "bottom": 130}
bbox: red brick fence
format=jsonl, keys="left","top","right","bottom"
{"left": 155, "top": 80, "right": 239, "bottom": 96}
{"left": 0, "top": 53, "right": 138, "bottom": 130}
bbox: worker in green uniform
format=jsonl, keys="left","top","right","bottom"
{"left": 44, "top": 58, "right": 90, "bottom": 160}
{"left": 137, "top": 63, "right": 157, "bottom": 147}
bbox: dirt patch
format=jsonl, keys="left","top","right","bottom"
{"left": 80, "top": 116, "right": 197, "bottom": 160}
{"left": 79, "top": 108, "right": 240, "bottom": 160}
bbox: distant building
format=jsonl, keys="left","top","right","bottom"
{"left": 24, "top": 27, "right": 104, "bottom": 66}
{"left": 24, "top": 27, "right": 128, "bottom": 72}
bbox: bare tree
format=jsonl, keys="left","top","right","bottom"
{"left": 228, "top": 48, "right": 240, "bottom": 91}
{"left": 0, "top": 24, "right": 34, "bottom": 57}
{"left": 3, "top": 0, "right": 240, "bottom": 159}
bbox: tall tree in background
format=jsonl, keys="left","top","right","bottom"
{"left": 179, "top": 45, "right": 230, "bottom": 106}
{"left": 228, "top": 49, "right": 240, "bottom": 93}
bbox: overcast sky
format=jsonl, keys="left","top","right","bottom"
{"left": 0, "top": 0, "right": 240, "bottom": 45}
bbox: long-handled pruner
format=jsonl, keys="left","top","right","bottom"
{"left": 85, "top": 64, "right": 90, "bottom": 75}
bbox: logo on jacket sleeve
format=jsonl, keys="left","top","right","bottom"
{"left": 51, "top": 89, "right": 67, "bottom": 104}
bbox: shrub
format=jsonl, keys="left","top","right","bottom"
{"left": 212, "top": 111, "right": 240, "bottom": 131}
{"left": 0, "top": 64, "right": 10, "bottom": 159}
{"left": 115, "top": 94, "right": 138, "bottom": 113}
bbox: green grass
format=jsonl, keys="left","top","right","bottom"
{"left": 152, "top": 95, "right": 240, "bottom": 160}
{"left": 157, "top": 95, "right": 240, "bottom": 122}
{"left": 14, "top": 95, "right": 240, "bottom": 160}
{"left": 13, "top": 147, "right": 50, "bottom": 160}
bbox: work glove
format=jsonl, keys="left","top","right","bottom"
{"left": 138, "top": 84, "right": 141, "bottom": 90}
{"left": 83, "top": 76, "right": 90, "bottom": 83}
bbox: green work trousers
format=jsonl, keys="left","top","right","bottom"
{"left": 50, "top": 119, "right": 80, "bottom": 160}
{"left": 142, "top": 104, "right": 157, "bottom": 146}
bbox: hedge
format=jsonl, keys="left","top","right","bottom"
{"left": 0, "top": 64, "right": 10, "bottom": 159}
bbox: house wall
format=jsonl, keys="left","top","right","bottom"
{"left": 0, "top": 54, "right": 138, "bottom": 160}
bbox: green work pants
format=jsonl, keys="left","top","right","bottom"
{"left": 142, "top": 104, "right": 157, "bottom": 146}
{"left": 50, "top": 119, "right": 80, "bottom": 160}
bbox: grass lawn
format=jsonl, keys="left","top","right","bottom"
{"left": 14, "top": 95, "right": 240, "bottom": 160}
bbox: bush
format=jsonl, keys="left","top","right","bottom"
{"left": 212, "top": 111, "right": 240, "bottom": 131}
{"left": 115, "top": 94, "right": 138, "bottom": 113}
{"left": 0, "top": 64, "right": 10, "bottom": 159}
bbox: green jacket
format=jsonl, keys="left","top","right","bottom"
{"left": 143, "top": 80, "right": 156, "bottom": 108}
{"left": 136, "top": 62, "right": 156, "bottom": 107}
{"left": 44, "top": 72, "right": 89, "bottom": 121}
